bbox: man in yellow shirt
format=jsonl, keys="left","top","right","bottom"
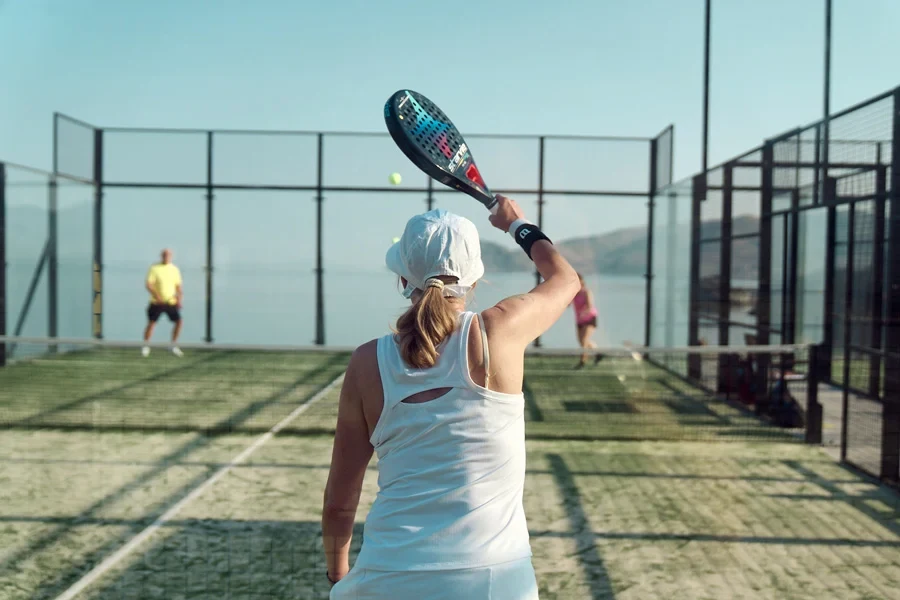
{"left": 142, "top": 248, "right": 184, "bottom": 357}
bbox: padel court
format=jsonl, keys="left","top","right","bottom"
{"left": 1, "top": 346, "right": 898, "bottom": 600}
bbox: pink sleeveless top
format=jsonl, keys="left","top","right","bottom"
{"left": 572, "top": 289, "right": 597, "bottom": 325}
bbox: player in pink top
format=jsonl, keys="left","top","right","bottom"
{"left": 572, "top": 272, "right": 603, "bottom": 368}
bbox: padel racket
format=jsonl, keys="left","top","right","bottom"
{"left": 384, "top": 90, "right": 498, "bottom": 213}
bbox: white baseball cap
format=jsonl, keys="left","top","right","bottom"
{"left": 385, "top": 209, "right": 484, "bottom": 299}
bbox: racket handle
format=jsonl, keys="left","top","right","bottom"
{"left": 487, "top": 195, "right": 499, "bottom": 215}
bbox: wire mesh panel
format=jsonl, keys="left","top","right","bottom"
{"left": 649, "top": 182, "right": 691, "bottom": 353}
{"left": 54, "top": 115, "right": 95, "bottom": 182}
{"left": 321, "top": 191, "right": 431, "bottom": 347}
{"left": 56, "top": 179, "right": 94, "bottom": 339}
{"left": 104, "top": 131, "right": 208, "bottom": 185}
{"left": 543, "top": 138, "right": 650, "bottom": 194}
{"left": 542, "top": 194, "right": 648, "bottom": 348}
{"left": 795, "top": 207, "right": 827, "bottom": 344}
{"left": 827, "top": 95, "right": 894, "bottom": 180}
{"left": 212, "top": 132, "right": 318, "bottom": 187}
{"left": 3, "top": 167, "right": 50, "bottom": 358}
{"left": 850, "top": 199, "right": 877, "bottom": 354}
{"left": 831, "top": 205, "right": 850, "bottom": 384}
{"left": 653, "top": 126, "right": 674, "bottom": 191}
{"left": 102, "top": 189, "right": 207, "bottom": 343}
{"left": 213, "top": 190, "right": 316, "bottom": 345}
{"left": 843, "top": 349, "right": 884, "bottom": 477}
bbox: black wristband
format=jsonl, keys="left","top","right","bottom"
{"left": 512, "top": 223, "right": 552, "bottom": 259}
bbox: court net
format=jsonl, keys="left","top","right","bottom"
{"left": 0, "top": 336, "right": 817, "bottom": 443}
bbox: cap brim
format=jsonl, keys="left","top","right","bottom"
{"left": 386, "top": 241, "right": 418, "bottom": 296}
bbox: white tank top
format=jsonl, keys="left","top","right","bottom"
{"left": 352, "top": 311, "right": 532, "bottom": 572}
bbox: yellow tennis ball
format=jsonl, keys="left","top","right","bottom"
{"left": 389, "top": 172, "right": 402, "bottom": 185}
{"left": 392, "top": 237, "right": 401, "bottom": 244}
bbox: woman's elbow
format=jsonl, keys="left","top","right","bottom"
{"left": 560, "top": 268, "right": 580, "bottom": 299}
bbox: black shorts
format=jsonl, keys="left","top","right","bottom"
{"left": 147, "top": 303, "right": 181, "bottom": 323}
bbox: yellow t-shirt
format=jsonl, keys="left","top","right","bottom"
{"left": 146, "top": 263, "right": 182, "bottom": 305}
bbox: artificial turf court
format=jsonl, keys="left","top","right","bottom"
{"left": 0, "top": 345, "right": 898, "bottom": 599}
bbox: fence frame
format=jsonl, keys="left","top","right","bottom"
{"left": 652, "top": 85, "right": 900, "bottom": 485}
{"left": 0, "top": 162, "right": 5, "bottom": 366}
{"left": 23, "top": 114, "right": 669, "bottom": 348}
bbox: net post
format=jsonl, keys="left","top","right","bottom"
{"left": 644, "top": 137, "right": 658, "bottom": 348}
{"left": 314, "top": 133, "right": 326, "bottom": 346}
{"left": 534, "top": 136, "right": 545, "bottom": 348}
{"left": 205, "top": 131, "right": 214, "bottom": 343}
{"left": 687, "top": 173, "right": 704, "bottom": 381}
{"left": 48, "top": 174, "right": 58, "bottom": 352}
{"left": 0, "top": 162, "right": 6, "bottom": 367}
{"left": 92, "top": 128, "right": 104, "bottom": 340}
{"left": 878, "top": 88, "right": 900, "bottom": 484}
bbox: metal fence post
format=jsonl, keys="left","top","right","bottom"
{"left": 755, "top": 141, "right": 774, "bottom": 413}
{"left": 840, "top": 198, "right": 855, "bottom": 463}
{"left": 717, "top": 163, "right": 733, "bottom": 391}
{"left": 48, "top": 175, "right": 58, "bottom": 351}
{"left": 821, "top": 183, "right": 837, "bottom": 380}
{"left": 644, "top": 138, "right": 658, "bottom": 348}
{"left": 0, "top": 163, "right": 6, "bottom": 366}
{"left": 879, "top": 88, "right": 900, "bottom": 484}
{"left": 315, "top": 133, "right": 325, "bottom": 346}
{"left": 687, "top": 173, "right": 704, "bottom": 380}
{"left": 534, "top": 136, "right": 545, "bottom": 348}
{"left": 869, "top": 164, "right": 887, "bottom": 397}
{"left": 205, "top": 132, "right": 214, "bottom": 343}
{"left": 787, "top": 188, "right": 800, "bottom": 344}
{"left": 805, "top": 343, "right": 823, "bottom": 444}
{"left": 426, "top": 178, "right": 434, "bottom": 211}
{"left": 92, "top": 129, "right": 104, "bottom": 339}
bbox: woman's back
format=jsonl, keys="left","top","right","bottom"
{"left": 323, "top": 197, "right": 580, "bottom": 598}
{"left": 353, "top": 311, "right": 531, "bottom": 571}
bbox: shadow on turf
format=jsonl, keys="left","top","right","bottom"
{"left": 0, "top": 353, "right": 348, "bottom": 599}
{"left": 1, "top": 350, "right": 234, "bottom": 431}
{"left": 783, "top": 459, "right": 900, "bottom": 540}
{"left": 547, "top": 453, "right": 617, "bottom": 600}
{"left": 72, "top": 520, "right": 365, "bottom": 600}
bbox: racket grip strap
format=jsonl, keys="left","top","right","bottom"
{"left": 511, "top": 222, "right": 552, "bottom": 260}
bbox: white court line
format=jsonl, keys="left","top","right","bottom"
{"left": 54, "top": 372, "right": 346, "bottom": 600}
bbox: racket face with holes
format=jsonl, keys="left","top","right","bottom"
{"left": 384, "top": 90, "right": 496, "bottom": 211}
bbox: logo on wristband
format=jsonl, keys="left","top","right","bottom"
{"left": 518, "top": 227, "right": 531, "bottom": 239}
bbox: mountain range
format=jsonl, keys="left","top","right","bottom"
{"left": 5, "top": 203, "right": 765, "bottom": 278}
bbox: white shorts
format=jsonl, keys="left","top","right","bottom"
{"left": 329, "top": 556, "right": 539, "bottom": 600}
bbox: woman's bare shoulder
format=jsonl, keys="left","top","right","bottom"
{"left": 348, "top": 339, "right": 380, "bottom": 380}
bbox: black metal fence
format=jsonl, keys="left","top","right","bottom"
{"left": 5, "top": 89, "right": 898, "bottom": 485}
{"left": 649, "top": 86, "right": 900, "bottom": 486}
{"left": 1, "top": 114, "right": 672, "bottom": 356}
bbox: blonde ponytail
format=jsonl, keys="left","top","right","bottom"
{"left": 395, "top": 285, "right": 460, "bottom": 369}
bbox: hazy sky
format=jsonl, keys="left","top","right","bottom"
{"left": 1, "top": 0, "right": 899, "bottom": 261}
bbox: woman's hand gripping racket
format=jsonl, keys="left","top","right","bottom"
{"left": 384, "top": 90, "right": 498, "bottom": 214}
